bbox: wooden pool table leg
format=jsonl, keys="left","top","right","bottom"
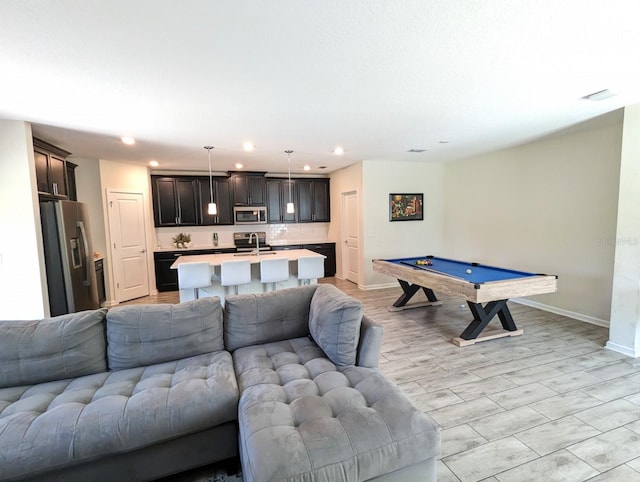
{"left": 389, "top": 280, "right": 442, "bottom": 311}
{"left": 454, "top": 300, "right": 523, "bottom": 346}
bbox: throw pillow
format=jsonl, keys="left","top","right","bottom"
{"left": 308, "top": 284, "right": 363, "bottom": 366}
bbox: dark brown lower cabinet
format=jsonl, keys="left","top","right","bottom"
{"left": 153, "top": 249, "right": 236, "bottom": 291}
{"left": 303, "top": 243, "right": 336, "bottom": 277}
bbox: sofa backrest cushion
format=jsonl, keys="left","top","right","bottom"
{"left": 106, "top": 297, "right": 223, "bottom": 370}
{"left": 309, "top": 284, "right": 363, "bottom": 366}
{"left": 0, "top": 308, "right": 108, "bottom": 388}
{"left": 224, "top": 285, "right": 318, "bottom": 351}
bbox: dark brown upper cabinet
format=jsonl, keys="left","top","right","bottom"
{"left": 34, "top": 137, "right": 72, "bottom": 199}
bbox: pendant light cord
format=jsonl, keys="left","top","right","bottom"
{"left": 205, "top": 146, "right": 214, "bottom": 204}
{"left": 285, "top": 150, "right": 293, "bottom": 203}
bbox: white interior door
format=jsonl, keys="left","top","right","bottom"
{"left": 342, "top": 191, "right": 360, "bottom": 284}
{"left": 107, "top": 190, "right": 150, "bottom": 302}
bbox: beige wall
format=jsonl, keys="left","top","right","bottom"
{"left": 444, "top": 114, "right": 623, "bottom": 324}
{"left": 362, "top": 160, "right": 445, "bottom": 287}
{"left": 0, "top": 120, "right": 48, "bottom": 319}
{"left": 329, "top": 162, "right": 363, "bottom": 282}
{"left": 98, "top": 160, "right": 155, "bottom": 304}
{"left": 71, "top": 157, "right": 107, "bottom": 261}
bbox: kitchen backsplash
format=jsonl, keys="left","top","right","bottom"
{"left": 155, "top": 223, "right": 330, "bottom": 249}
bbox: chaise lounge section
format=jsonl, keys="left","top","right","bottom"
{"left": 225, "top": 284, "right": 440, "bottom": 481}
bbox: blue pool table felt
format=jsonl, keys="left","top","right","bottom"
{"left": 389, "top": 256, "right": 538, "bottom": 284}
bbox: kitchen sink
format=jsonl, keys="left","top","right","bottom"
{"left": 233, "top": 252, "right": 277, "bottom": 257}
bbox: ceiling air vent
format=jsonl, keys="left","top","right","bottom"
{"left": 582, "top": 89, "right": 616, "bottom": 101}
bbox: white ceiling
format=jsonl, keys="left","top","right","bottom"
{"left": 1, "top": 1, "right": 639, "bottom": 175}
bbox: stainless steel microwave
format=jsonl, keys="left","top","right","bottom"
{"left": 233, "top": 206, "right": 267, "bottom": 224}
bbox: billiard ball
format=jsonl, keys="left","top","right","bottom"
{"left": 465, "top": 269, "right": 472, "bottom": 274}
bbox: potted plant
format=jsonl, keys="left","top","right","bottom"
{"left": 172, "top": 232, "right": 191, "bottom": 249}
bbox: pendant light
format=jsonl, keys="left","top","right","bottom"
{"left": 285, "top": 150, "right": 295, "bottom": 214}
{"left": 204, "top": 146, "right": 217, "bottom": 215}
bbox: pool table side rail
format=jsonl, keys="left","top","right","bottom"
{"left": 373, "top": 259, "right": 557, "bottom": 303}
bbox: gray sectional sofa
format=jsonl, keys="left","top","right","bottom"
{"left": 0, "top": 284, "right": 440, "bottom": 481}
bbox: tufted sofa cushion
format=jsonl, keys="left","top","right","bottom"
{"left": 0, "top": 308, "right": 108, "bottom": 389}
{"left": 0, "top": 351, "right": 238, "bottom": 481}
{"left": 233, "top": 337, "right": 440, "bottom": 482}
{"left": 107, "top": 297, "right": 224, "bottom": 370}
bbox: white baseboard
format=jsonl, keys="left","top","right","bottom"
{"left": 605, "top": 340, "right": 640, "bottom": 358}
{"left": 512, "top": 298, "right": 610, "bottom": 328}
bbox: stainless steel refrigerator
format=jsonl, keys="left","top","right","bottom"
{"left": 40, "top": 200, "right": 99, "bottom": 316}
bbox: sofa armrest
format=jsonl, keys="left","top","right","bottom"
{"left": 356, "top": 314, "right": 384, "bottom": 368}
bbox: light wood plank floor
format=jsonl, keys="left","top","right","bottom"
{"left": 125, "top": 279, "right": 640, "bottom": 482}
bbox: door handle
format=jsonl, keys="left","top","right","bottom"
{"left": 140, "top": 249, "right": 146, "bottom": 253}
{"left": 77, "top": 221, "right": 91, "bottom": 287}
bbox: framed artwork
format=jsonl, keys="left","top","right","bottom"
{"left": 389, "top": 193, "right": 423, "bottom": 221}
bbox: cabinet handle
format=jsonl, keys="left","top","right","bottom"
{"left": 52, "top": 183, "right": 58, "bottom": 195}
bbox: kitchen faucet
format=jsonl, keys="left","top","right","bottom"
{"left": 248, "top": 232, "right": 260, "bottom": 256}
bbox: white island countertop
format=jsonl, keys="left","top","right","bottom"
{"left": 170, "top": 248, "right": 324, "bottom": 269}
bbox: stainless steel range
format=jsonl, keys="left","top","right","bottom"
{"left": 234, "top": 231, "right": 272, "bottom": 252}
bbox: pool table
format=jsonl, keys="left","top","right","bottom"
{"left": 372, "top": 256, "right": 557, "bottom": 346}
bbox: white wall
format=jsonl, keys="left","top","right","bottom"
{"left": 0, "top": 120, "right": 48, "bottom": 319}
{"left": 362, "top": 160, "right": 445, "bottom": 287}
{"left": 607, "top": 104, "right": 640, "bottom": 356}
{"left": 444, "top": 114, "right": 622, "bottom": 324}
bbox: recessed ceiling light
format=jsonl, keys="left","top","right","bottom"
{"left": 333, "top": 147, "right": 344, "bottom": 155}
{"left": 121, "top": 136, "right": 135, "bottom": 145}
{"left": 243, "top": 142, "right": 255, "bottom": 151}
{"left": 407, "top": 148, "right": 426, "bottom": 153}
{"left": 303, "top": 165, "right": 311, "bottom": 171}
{"left": 149, "top": 160, "right": 159, "bottom": 167}
{"left": 582, "top": 89, "right": 616, "bottom": 101}
{"left": 235, "top": 163, "right": 244, "bottom": 169}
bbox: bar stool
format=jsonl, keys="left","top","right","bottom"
{"left": 260, "top": 257, "right": 289, "bottom": 291}
{"left": 177, "top": 262, "right": 212, "bottom": 299}
{"left": 220, "top": 260, "right": 252, "bottom": 295}
{"left": 297, "top": 256, "right": 325, "bottom": 285}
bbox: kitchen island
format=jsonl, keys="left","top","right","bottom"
{"left": 170, "top": 249, "right": 325, "bottom": 303}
